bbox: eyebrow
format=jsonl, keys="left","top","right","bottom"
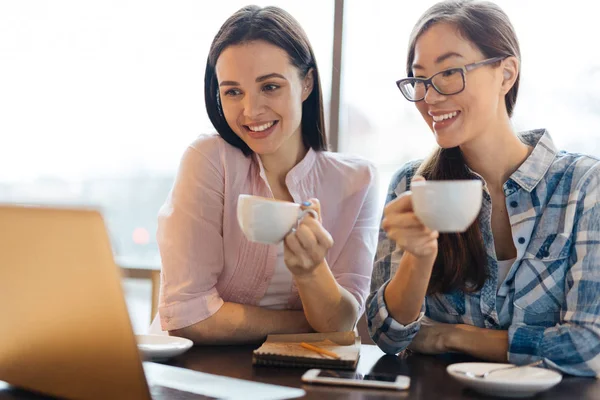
{"left": 412, "top": 52, "right": 465, "bottom": 70}
{"left": 219, "top": 73, "right": 288, "bottom": 87}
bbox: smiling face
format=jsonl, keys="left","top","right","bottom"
{"left": 412, "top": 22, "right": 507, "bottom": 149}
{"left": 215, "top": 40, "right": 312, "bottom": 158}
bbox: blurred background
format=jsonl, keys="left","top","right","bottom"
{"left": 2, "top": 0, "right": 599, "bottom": 331}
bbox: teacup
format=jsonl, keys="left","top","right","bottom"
{"left": 410, "top": 180, "right": 482, "bottom": 233}
{"left": 237, "top": 194, "right": 317, "bottom": 244}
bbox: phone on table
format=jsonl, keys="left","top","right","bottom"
{"left": 301, "top": 369, "right": 410, "bottom": 390}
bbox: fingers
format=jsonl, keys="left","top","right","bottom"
{"left": 295, "top": 225, "right": 327, "bottom": 264}
{"left": 387, "top": 229, "right": 438, "bottom": 245}
{"left": 300, "top": 198, "right": 321, "bottom": 222}
{"left": 284, "top": 231, "right": 314, "bottom": 268}
{"left": 285, "top": 198, "right": 333, "bottom": 270}
{"left": 384, "top": 175, "right": 426, "bottom": 217}
{"left": 383, "top": 191, "right": 414, "bottom": 215}
{"left": 298, "top": 216, "right": 333, "bottom": 246}
{"left": 381, "top": 176, "right": 440, "bottom": 257}
{"left": 286, "top": 219, "right": 333, "bottom": 265}
{"left": 382, "top": 212, "right": 425, "bottom": 231}
{"left": 297, "top": 197, "right": 332, "bottom": 247}
{"left": 387, "top": 229, "right": 438, "bottom": 255}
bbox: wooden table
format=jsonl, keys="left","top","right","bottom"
{"left": 2, "top": 345, "right": 597, "bottom": 399}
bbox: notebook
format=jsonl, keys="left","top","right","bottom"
{"left": 252, "top": 331, "right": 361, "bottom": 370}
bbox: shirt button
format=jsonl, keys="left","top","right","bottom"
{"left": 518, "top": 237, "right": 526, "bottom": 244}
{"left": 510, "top": 201, "right": 518, "bottom": 208}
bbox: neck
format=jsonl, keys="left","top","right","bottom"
{"left": 460, "top": 115, "right": 531, "bottom": 190}
{"left": 259, "top": 132, "right": 308, "bottom": 188}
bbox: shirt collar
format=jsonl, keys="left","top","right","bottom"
{"left": 253, "top": 147, "right": 317, "bottom": 187}
{"left": 508, "top": 129, "right": 557, "bottom": 193}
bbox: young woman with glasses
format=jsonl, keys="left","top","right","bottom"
{"left": 367, "top": 0, "right": 600, "bottom": 377}
{"left": 156, "top": 6, "right": 379, "bottom": 344}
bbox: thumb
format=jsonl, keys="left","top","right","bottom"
{"left": 412, "top": 175, "right": 426, "bottom": 182}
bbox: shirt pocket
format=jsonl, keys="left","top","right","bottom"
{"left": 522, "top": 233, "right": 572, "bottom": 261}
{"left": 513, "top": 234, "right": 570, "bottom": 317}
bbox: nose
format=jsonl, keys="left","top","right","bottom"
{"left": 242, "top": 91, "right": 266, "bottom": 119}
{"left": 423, "top": 83, "right": 446, "bottom": 104}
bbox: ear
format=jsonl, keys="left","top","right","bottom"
{"left": 500, "top": 56, "right": 519, "bottom": 95}
{"left": 301, "top": 68, "right": 315, "bottom": 102}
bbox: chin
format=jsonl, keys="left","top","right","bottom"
{"left": 433, "top": 127, "right": 470, "bottom": 149}
{"left": 246, "top": 142, "right": 280, "bottom": 156}
{"left": 433, "top": 134, "right": 462, "bottom": 149}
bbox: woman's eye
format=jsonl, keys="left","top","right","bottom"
{"left": 223, "top": 88, "right": 241, "bottom": 96}
{"left": 262, "top": 84, "right": 279, "bottom": 92}
{"left": 442, "top": 69, "right": 459, "bottom": 77}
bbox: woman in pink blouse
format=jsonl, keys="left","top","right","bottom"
{"left": 156, "top": 5, "right": 379, "bottom": 344}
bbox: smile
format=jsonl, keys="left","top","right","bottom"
{"left": 432, "top": 111, "right": 459, "bottom": 122}
{"left": 245, "top": 121, "right": 277, "bottom": 132}
{"left": 243, "top": 120, "right": 279, "bottom": 139}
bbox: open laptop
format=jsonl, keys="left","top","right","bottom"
{"left": 0, "top": 205, "right": 305, "bottom": 400}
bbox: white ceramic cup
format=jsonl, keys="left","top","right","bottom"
{"left": 410, "top": 180, "right": 482, "bottom": 233}
{"left": 237, "top": 194, "right": 318, "bottom": 244}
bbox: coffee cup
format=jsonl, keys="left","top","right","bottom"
{"left": 410, "top": 179, "right": 482, "bottom": 233}
{"left": 237, "top": 194, "right": 318, "bottom": 244}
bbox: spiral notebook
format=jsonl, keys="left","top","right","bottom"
{"left": 252, "top": 331, "right": 360, "bottom": 370}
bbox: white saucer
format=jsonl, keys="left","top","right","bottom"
{"left": 447, "top": 362, "right": 562, "bottom": 398}
{"left": 136, "top": 334, "right": 194, "bottom": 361}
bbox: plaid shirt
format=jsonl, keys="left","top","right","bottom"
{"left": 367, "top": 129, "right": 600, "bottom": 377}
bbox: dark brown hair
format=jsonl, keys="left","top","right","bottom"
{"left": 408, "top": 0, "right": 521, "bottom": 294}
{"left": 204, "top": 5, "right": 327, "bottom": 156}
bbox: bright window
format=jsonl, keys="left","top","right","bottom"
{"left": 0, "top": 1, "right": 334, "bottom": 263}
{"left": 341, "top": 0, "right": 600, "bottom": 205}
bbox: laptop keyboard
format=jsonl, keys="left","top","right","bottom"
{"left": 150, "top": 384, "right": 218, "bottom": 400}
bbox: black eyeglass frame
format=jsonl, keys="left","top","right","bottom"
{"left": 396, "top": 56, "right": 507, "bottom": 102}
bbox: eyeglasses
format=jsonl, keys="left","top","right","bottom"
{"left": 396, "top": 56, "right": 507, "bottom": 102}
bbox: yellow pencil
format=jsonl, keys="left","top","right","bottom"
{"left": 300, "top": 342, "right": 341, "bottom": 360}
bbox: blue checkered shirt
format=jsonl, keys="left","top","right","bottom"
{"left": 367, "top": 129, "right": 600, "bottom": 377}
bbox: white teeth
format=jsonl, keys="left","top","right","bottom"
{"left": 247, "top": 121, "right": 275, "bottom": 132}
{"left": 432, "top": 111, "right": 458, "bottom": 122}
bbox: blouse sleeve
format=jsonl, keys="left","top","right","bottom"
{"left": 157, "top": 138, "right": 226, "bottom": 331}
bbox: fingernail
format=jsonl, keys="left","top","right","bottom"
{"left": 302, "top": 201, "right": 312, "bottom": 207}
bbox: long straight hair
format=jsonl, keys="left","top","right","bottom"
{"left": 408, "top": 0, "right": 522, "bottom": 294}
{"left": 204, "top": 6, "right": 327, "bottom": 156}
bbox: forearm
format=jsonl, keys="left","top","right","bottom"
{"left": 384, "top": 252, "right": 435, "bottom": 325}
{"left": 508, "top": 322, "right": 600, "bottom": 376}
{"left": 171, "top": 302, "right": 313, "bottom": 345}
{"left": 448, "top": 325, "right": 509, "bottom": 362}
{"left": 295, "top": 261, "right": 359, "bottom": 332}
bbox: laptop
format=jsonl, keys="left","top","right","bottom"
{"left": 0, "top": 205, "right": 305, "bottom": 400}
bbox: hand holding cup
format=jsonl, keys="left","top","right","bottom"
{"left": 382, "top": 176, "right": 439, "bottom": 259}
{"left": 283, "top": 198, "right": 334, "bottom": 277}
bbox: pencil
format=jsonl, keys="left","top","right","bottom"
{"left": 300, "top": 342, "right": 341, "bottom": 359}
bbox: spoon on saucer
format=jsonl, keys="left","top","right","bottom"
{"left": 453, "top": 360, "right": 544, "bottom": 379}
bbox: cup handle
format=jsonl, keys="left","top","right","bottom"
{"left": 296, "top": 209, "right": 318, "bottom": 228}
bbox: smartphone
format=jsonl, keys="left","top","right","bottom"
{"left": 301, "top": 369, "right": 410, "bottom": 390}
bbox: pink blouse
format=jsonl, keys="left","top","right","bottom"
{"left": 157, "top": 134, "right": 379, "bottom": 331}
